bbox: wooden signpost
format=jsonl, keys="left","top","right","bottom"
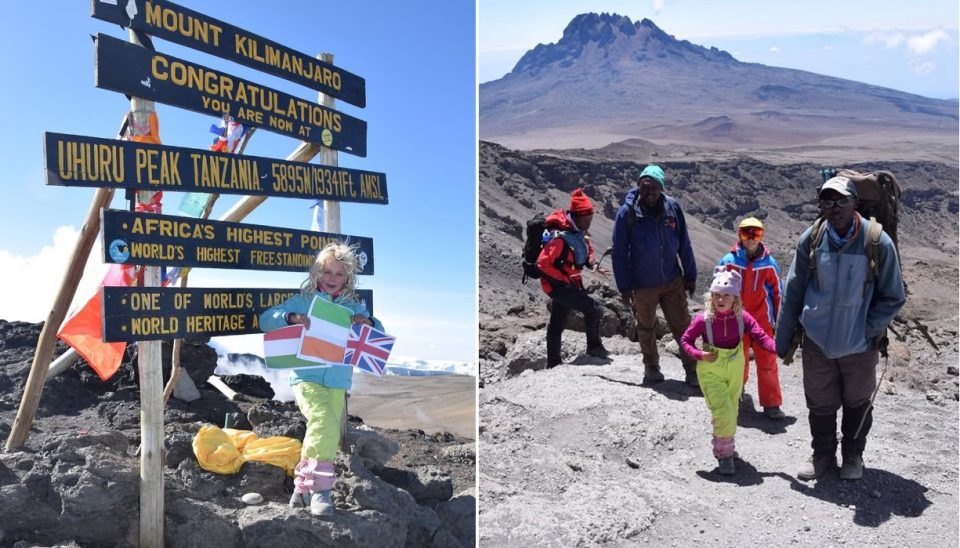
{"left": 95, "top": 34, "right": 368, "bottom": 156}
{"left": 45, "top": 132, "right": 388, "bottom": 203}
{"left": 100, "top": 209, "right": 376, "bottom": 274}
{"left": 102, "top": 287, "right": 375, "bottom": 342}
{"left": 90, "top": 0, "right": 367, "bottom": 107}
{"left": 10, "top": 6, "right": 382, "bottom": 546}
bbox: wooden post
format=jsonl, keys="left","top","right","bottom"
{"left": 4, "top": 187, "right": 114, "bottom": 451}
{"left": 319, "top": 53, "right": 340, "bottom": 234}
{"left": 123, "top": 29, "right": 164, "bottom": 548}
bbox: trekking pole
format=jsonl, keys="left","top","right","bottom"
{"left": 854, "top": 335, "right": 889, "bottom": 439}
{"left": 597, "top": 247, "right": 613, "bottom": 267}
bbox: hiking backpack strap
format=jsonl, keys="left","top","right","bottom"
{"left": 705, "top": 317, "right": 714, "bottom": 348}
{"left": 807, "top": 218, "right": 829, "bottom": 291}
{"left": 864, "top": 217, "right": 883, "bottom": 297}
{"left": 737, "top": 314, "right": 744, "bottom": 340}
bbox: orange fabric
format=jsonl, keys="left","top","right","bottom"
{"left": 58, "top": 287, "right": 126, "bottom": 381}
{"left": 130, "top": 112, "right": 161, "bottom": 145}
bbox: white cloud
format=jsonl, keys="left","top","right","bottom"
{"left": 652, "top": 0, "right": 666, "bottom": 13}
{"left": 0, "top": 227, "right": 108, "bottom": 323}
{"left": 907, "top": 29, "right": 951, "bottom": 55}
{"left": 863, "top": 28, "right": 951, "bottom": 55}
{"left": 769, "top": 46, "right": 780, "bottom": 52}
{"left": 863, "top": 30, "right": 906, "bottom": 49}
{"left": 824, "top": 45, "right": 836, "bottom": 51}
{"left": 908, "top": 58, "right": 937, "bottom": 75}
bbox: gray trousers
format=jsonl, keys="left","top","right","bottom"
{"left": 801, "top": 335, "right": 878, "bottom": 415}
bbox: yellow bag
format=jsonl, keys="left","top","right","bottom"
{"left": 193, "top": 425, "right": 302, "bottom": 476}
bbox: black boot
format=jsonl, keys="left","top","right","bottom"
{"left": 840, "top": 403, "right": 872, "bottom": 480}
{"left": 584, "top": 301, "right": 609, "bottom": 358}
{"left": 797, "top": 411, "right": 837, "bottom": 480}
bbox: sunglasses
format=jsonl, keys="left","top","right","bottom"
{"left": 819, "top": 196, "right": 854, "bottom": 209}
{"left": 739, "top": 227, "right": 764, "bottom": 241}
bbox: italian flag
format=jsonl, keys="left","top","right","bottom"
{"left": 296, "top": 296, "right": 352, "bottom": 364}
{"left": 263, "top": 325, "right": 325, "bottom": 369}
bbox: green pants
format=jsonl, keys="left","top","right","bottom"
{"left": 697, "top": 343, "right": 745, "bottom": 456}
{"left": 293, "top": 381, "right": 346, "bottom": 461}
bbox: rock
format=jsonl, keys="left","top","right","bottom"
{"left": 437, "top": 490, "right": 477, "bottom": 548}
{"left": 441, "top": 443, "right": 477, "bottom": 463}
{"left": 947, "top": 366, "right": 958, "bottom": 376}
{"left": 347, "top": 425, "right": 400, "bottom": 470}
{"left": 926, "top": 391, "right": 944, "bottom": 404}
{"left": 241, "top": 492, "right": 264, "bottom": 505}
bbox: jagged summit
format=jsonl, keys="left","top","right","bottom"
{"left": 512, "top": 13, "right": 734, "bottom": 75}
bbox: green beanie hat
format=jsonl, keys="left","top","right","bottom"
{"left": 639, "top": 165, "right": 665, "bottom": 189}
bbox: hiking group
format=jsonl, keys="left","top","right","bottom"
{"left": 526, "top": 166, "right": 905, "bottom": 479}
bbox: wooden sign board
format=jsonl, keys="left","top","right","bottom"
{"left": 102, "top": 287, "right": 374, "bottom": 342}
{"left": 90, "top": 0, "right": 367, "bottom": 107}
{"left": 94, "top": 34, "right": 367, "bottom": 156}
{"left": 45, "top": 132, "right": 388, "bottom": 203}
{"left": 101, "top": 209, "right": 375, "bottom": 274}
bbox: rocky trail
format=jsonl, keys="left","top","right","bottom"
{"left": 479, "top": 334, "right": 958, "bottom": 546}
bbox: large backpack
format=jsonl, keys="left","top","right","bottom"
{"left": 810, "top": 168, "right": 902, "bottom": 295}
{"left": 521, "top": 213, "right": 567, "bottom": 284}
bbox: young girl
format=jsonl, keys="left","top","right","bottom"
{"left": 260, "top": 242, "right": 383, "bottom": 516}
{"left": 680, "top": 268, "right": 777, "bottom": 475}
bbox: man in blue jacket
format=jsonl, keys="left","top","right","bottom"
{"left": 612, "top": 165, "right": 699, "bottom": 387}
{"left": 777, "top": 176, "right": 905, "bottom": 481}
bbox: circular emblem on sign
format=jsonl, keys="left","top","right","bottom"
{"left": 357, "top": 251, "right": 368, "bottom": 271}
{"left": 321, "top": 129, "right": 333, "bottom": 146}
{"left": 109, "top": 239, "right": 130, "bottom": 263}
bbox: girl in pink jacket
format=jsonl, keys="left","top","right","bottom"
{"left": 681, "top": 268, "right": 777, "bottom": 476}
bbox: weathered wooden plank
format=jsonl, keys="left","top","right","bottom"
{"left": 90, "top": 0, "right": 366, "bottom": 107}
{"left": 102, "top": 287, "right": 375, "bottom": 342}
{"left": 101, "top": 209, "right": 375, "bottom": 274}
{"left": 94, "top": 34, "right": 367, "bottom": 156}
{"left": 45, "top": 132, "right": 387, "bottom": 203}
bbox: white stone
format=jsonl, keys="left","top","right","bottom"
{"left": 241, "top": 492, "right": 264, "bottom": 505}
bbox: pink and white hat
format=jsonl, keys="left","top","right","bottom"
{"left": 710, "top": 268, "right": 742, "bottom": 296}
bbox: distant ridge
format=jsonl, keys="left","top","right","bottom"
{"left": 480, "top": 13, "right": 958, "bottom": 154}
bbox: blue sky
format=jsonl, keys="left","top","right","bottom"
{"left": 0, "top": 1, "right": 477, "bottom": 363}
{"left": 479, "top": 0, "right": 959, "bottom": 99}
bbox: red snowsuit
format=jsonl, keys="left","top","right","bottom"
{"left": 718, "top": 242, "right": 783, "bottom": 408}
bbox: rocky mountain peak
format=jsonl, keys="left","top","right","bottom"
{"left": 510, "top": 12, "right": 734, "bottom": 76}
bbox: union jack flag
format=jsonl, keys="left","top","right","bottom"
{"left": 344, "top": 323, "right": 395, "bottom": 377}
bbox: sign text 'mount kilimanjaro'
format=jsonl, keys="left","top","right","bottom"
{"left": 102, "top": 287, "right": 375, "bottom": 342}
{"left": 90, "top": 0, "right": 366, "bottom": 107}
{"left": 101, "top": 209, "right": 375, "bottom": 274}
{"left": 94, "top": 33, "right": 367, "bottom": 157}
{"left": 45, "top": 133, "right": 388, "bottom": 203}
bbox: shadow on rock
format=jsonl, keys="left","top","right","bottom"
{"left": 645, "top": 379, "right": 703, "bottom": 401}
{"left": 737, "top": 408, "right": 798, "bottom": 434}
{"left": 788, "top": 468, "right": 932, "bottom": 527}
{"left": 695, "top": 457, "right": 795, "bottom": 487}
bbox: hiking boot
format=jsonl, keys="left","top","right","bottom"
{"left": 718, "top": 457, "right": 736, "bottom": 476}
{"left": 546, "top": 356, "right": 562, "bottom": 369}
{"left": 310, "top": 490, "right": 334, "bottom": 517}
{"left": 740, "top": 392, "right": 754, "bottom": 411}
{"left": 643, "top": 365, "right": 665, "bottom": 383}
{"left": 684, "top": 371, "right": 699, "bottom": 388}
{"left": 763, "top": 406, "right": 786, "bottom": 420}
{"left": 840, "top": 455, "right": 864, "bottom": 480}
{"left": 289, "top": 492, "right": 309, "bottom": 509}
{"left": 586, "top": 345, "right": 610, "bottom": 359}
{"left": 797, "top": 453, "right": 837, "bottom": 481}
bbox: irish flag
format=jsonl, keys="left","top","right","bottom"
{"left": 263, "top": 325, "right": 326, "bottom": 369}
{"left": 296, "top": 296, "right": 353, "bottom": 364}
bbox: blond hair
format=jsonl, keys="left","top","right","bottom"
{"left": 703, "top": 291, "right": 742, "bottom": 322}
{"left": 300, "top": 242, "right": 360, "bottom": 300}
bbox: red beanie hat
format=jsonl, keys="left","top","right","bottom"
{"left": 569, "top": 188, "right": 594, "bottom": 215}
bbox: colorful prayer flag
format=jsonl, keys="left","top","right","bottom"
{"left": 263, "top": 325, "right": 329, "bottom": 369}
{"left": 296, "top": 297, "right": 352, "bottom": 364}
{"left": 344, "top": 324, "right": 395, "bottom": 377}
